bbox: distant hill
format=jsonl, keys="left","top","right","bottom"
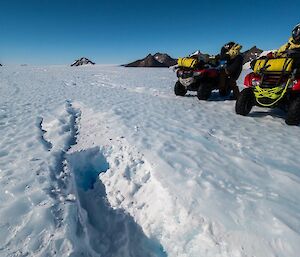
{"left": 124, "top": 53, "right": 177, "bottom": 67}
{"left": 242, "top": 46, "right": 263, "bottom": 64}
{"left": 71, "top": 57, "right": 95, "bottom": 67}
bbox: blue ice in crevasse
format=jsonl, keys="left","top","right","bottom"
{"left": 68, "top": 147, "right": 109, "bottom": 191}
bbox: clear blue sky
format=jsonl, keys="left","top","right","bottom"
{"left": 1, "top": 0, "right": 299, "bottom": 65}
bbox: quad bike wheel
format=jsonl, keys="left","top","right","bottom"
{"left": 285, "top": 97, "right": 300, "bottom": 125}
{"left": 235, "top": 88, "right": 255, "bottom": 115}
{"left": 174, "top": 81, "right": 187, "bottom": 96}
{"left": 219, "top": 86, "right": 231, "bottom": 97}
{"left": 197, "top": 82, "right": 212, "bottom": 100}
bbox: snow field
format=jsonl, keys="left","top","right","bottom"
{"left": 0, "top": 65, "right": 300, "bottom": 257}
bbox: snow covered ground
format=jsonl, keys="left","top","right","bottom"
{"left": 0, "top": 65, "right": 300, "bottom": 257}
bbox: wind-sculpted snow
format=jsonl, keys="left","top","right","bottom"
{"left": 0, "top": 65, "right": 300, "bottom": 257}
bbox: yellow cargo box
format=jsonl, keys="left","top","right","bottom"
{"left": 254, "top": 58, "right": 293, "bottom": 73}
{"left": 177, "top": 57, "right": 198, "bottom": 68}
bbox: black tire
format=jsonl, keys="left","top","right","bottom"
{"left": 174, "top": 81, "right": 187, "bottom": 96}
{"left": 235, "top": 88, "right": 255, "bottom": 115}
{"left": 219, "top": 86, "right": 231, "bottom": 97}
{"left": 197, "top": 82, "right": 212, "bottom": 100}
{"left": 285, "top": 97, "right": 300, "bottom": 125}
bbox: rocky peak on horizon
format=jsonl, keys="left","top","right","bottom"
{"left": 71, "top": 57, "right": 95, "bottom": 67}
{"left": 124, "top": 53, "right": 177, "bottom": 67}
{"left": 153, "top": 53, "right": 177, "bottom": 67}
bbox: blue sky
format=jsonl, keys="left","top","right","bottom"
{"left": 1, "top": 0, "right": 299, "bottom": 65}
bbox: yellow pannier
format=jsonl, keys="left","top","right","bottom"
{"left": 177, "top": 57, "right": 198, "bottom": 68}
{"left": 253, "top": 58, "right": 293, "bottom": 73}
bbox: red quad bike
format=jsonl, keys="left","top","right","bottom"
{"left": 174, "top": 63, "right": 230, "bottom": 100}
{"left": 235, "top": 50, "right": 300, "bottom": 125}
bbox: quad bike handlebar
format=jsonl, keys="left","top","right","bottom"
{"left": 286, "top": 49, "right": 300, "bottom": 59}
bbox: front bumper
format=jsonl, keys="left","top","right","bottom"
{"left": 179, "top": 77, "right": 195, "bottom": 87}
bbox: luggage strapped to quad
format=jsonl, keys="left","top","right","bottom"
{"left": 177, "top": 57, "right": 199, "bottom": 69}
{"left": 253, "top": 57, "right": 294, "bottom": 107}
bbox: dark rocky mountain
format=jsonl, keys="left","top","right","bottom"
{"left": 71, "top": 57, "right": 95, "bottom": 66}
{"left": 242, "top": 46, "right": 263, "bottom": 64}
{"left": 153, "top": 53, "right": 177, "bottom": 67}
{"left": 0, "top": 63, "right": 2, "bottom": 66}
{"left": 124, "top": 53, "right": 177, "bottom": 67}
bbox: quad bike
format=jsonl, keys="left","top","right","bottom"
{"left": 174, "top": 57, "right": 230, "bottom": 100}
{"left": 235, "top": 50, "right": 300, "bottom": 125}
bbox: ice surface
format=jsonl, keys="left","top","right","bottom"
{"left": 0, "top": 65, "right": 300, "bottom": 257}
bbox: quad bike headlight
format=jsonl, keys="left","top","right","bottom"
{"left": 287, "top": 80, "right": 297, "bottom": 88}
{"left": 251, "top": 78, "right": 261, "bottom": 86}
{"left": 291, "top": 79, "right": 300, "bottom": 91}
{"left": 244, "top": 72, "right": 261, "bottom": 88}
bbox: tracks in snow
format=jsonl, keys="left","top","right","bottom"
{"left": 37, "top": 100, "right": 81, "bottom": 228}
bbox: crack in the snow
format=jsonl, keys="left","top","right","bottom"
{"left": 66, "top": 147, "right": 167, "bottom": 257}
{"left": 36, "top": 116, "right": 53, "bottom": 151}
{"left": 36, "top": 100, "right": 167, "bottom": 256}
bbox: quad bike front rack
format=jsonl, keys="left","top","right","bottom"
{"left": 254, "top": 58, "right": 294, "bottom": 107}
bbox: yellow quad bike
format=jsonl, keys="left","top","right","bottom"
{"left": 235, "top": 50, "right": 300, "bottom": 125}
